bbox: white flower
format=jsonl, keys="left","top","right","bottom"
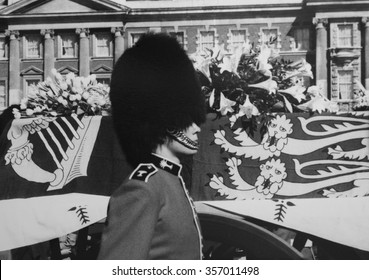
{"left": 87, "top": 97, "right": 95, "bottom": 105}
{"left": 82, "top": 92, "right": 90, "bottom": 100}
{"left": 47, "top": 90, "right": 54, "bottom": 97}
{"left": 81, "top": 77, "right": 90, "bottom": 88}
{"left": 34, "top": 106, "right": 43, "bottom": 113}
{"left": 66, "top": 72, "right": 75, "bottom": 81}
{"left": 297, "top": 96, "right": 336, "bottom": 113}
{"left": 279, "top": 84, "right": 307, "bottom": 103}
{"left": 20, "top": 98, "right": 28, "bottom": 110}
{"left": 256, "top": 45, "right": 273, "bottom": 76}
{"left": 26, "top": 108, "right": 34, "bottom": 116}
{"left": 90, "top": 74, "right": 96, "bottom": 83}
{"left": 237, "top": 95, "right": 260, "bottom": 119}
{"left": 284, "top": 59, "right": 313, "bottom": 80}
{"left": 217, "top": 92, "right": 236, "bottom": 115}
{"left": 69, "top": 94, "right": 76, "bottom": 101}
{"left": 248, "top": 77, "right": 278, "bottom": 94}
{"left": 13, "top": 108, "right": 21, "bottom": 119}
{"left": 98, "top": 98, "right": 106, "bottom": 106}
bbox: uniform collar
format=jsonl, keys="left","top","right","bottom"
{"left": 150, "top": 153, "right": 182, "bottom": 176}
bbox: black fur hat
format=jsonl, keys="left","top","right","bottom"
{"left": 110, "top": 32, "right": 206, "bottom": 167}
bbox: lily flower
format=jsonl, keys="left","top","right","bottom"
{"left": 248, "top": 77, "right": 278, "bottom": 94}
{"left": 219, "top": 41, "right": 251, "bottom": 75}
{"left": 297, "top": 95, "right": 338, "bottom": 113}
{"left": 256, "top": 44, "right": 273, "bottom": 76}
{"left": 279, "top": 84, "right": 307, "bottom": 103}
{"left": 236, "top": 95, "right": 260, "bottom": 119}
{"left": 284, "top": 59, "right": 313, "bottom": 80}
{"left": 191, "top": 53, "right": 212, "bottom": 82}
{"left": 217, "top": 92, "right": 236, "bottom": 115}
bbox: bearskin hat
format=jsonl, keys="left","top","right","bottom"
{"left": 110, "top": 32, "right": 206, "bottom": 167}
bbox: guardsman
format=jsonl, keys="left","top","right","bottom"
{"left": 98, "top": 32, "right": 206, "bottom": 259}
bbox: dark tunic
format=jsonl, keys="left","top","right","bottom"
{"left": 98, "top": 153, "right": 202, "bottom": 259}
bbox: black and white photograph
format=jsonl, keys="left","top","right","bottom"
{"left": 0, "top": 0, "right": 369, "bottom": 270}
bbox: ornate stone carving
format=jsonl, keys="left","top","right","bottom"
{"left": 313, "top": 18, "right": 328, "bottom": 29}
{"left": 111, "top": 26, "right": 125, "bottom": 37}
{"left": 41, "top": 29, "right": 55, "bottom": 39}
{"left": 76, "top": 28, "right": 90, "bottom": 38}
{"left": 362, "top": 17, "right": 369, "bottom": 27}
{"left": 4, "top": 30, "right": 20, "bottom": 40}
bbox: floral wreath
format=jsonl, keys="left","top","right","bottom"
{"left": 13, "top": 69, "right": 111, "bottom": 119}
{"left": 190, "top": 39, "right": 369, "bottom": 135}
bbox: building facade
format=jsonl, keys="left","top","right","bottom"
{"left": 0, "top": 0, "right": 369, "bottom": 112}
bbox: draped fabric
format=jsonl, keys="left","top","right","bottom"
{"left": 190, "top": 112, "right": 369, "bottom": 251}
{"left": 1, "top": 112, "right": 369, "bottom": 251}
{"left": 0, "top": 115, "right": 129, "bottom": 251}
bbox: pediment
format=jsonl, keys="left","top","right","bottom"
{"left": 91, "top": 64, "right": 113, "bottom": 74}
{"left": 1, "top": 0, "right": 128, "bottom": 15}
{"left": 57, "top": 66, "right": 78, "bottom": 75}
{"left": 20, "top": 66, "right": 43, "bottom": 76}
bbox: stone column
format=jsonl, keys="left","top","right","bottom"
{"left": 363, "top": 17, "right": 369, "bottom": 89}
{"left": 41, "top": 29, "right": 55, "bottom": 80}
{"left": 76, "top": 28, "right": 90, "bottom": 77}
{"left": 313, "top": 18, "right": 328, "bottom": 97}
{"left": 111, "top": 26, "right": 125, "bottom": 64}
{"left": 5, "top": 30, "right": 21, "bottom": 105}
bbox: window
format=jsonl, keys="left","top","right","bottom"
{"left": 26, "top": 34, "right": 42, "bottom": 58}
{"left": 169, "top": 32, "right": 185, "bottom": 48}
{"left": 131, "top": 33, "right": 144, "bottom": 47}
{"left": 338, "top": 24, "right": 353, "bottom": 47}
{"left": 95, "top": 33, "right": 112, "bottom": 57}
{"left": 0, "top": 37, "right": 7, "bottom": 59}
{"left": 61, "top": 34, "right": 77, "bottom": 58}
{"left": 25, "top": 79, "right": 41, "bottom": 96}
{"left": 338, "top": 70, "right": 353, "bottom": 100}
{"left": 260, "top": 28, "right": 278, "bottom": 46}
{"left": 228, "top": 29, "right": 247, "bottom": 50}
{"left": 0, "top": 80, "right": 6, "bottom": 109}
{"left": 199, "top": 31, "right": 215, "bottom": 52}
{"left": 292, "top": 27, "right": 310, "bottom": 51}
{"left": 96, "top": 77, "right": 110, "bottom": 86}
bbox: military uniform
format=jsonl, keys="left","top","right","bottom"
{"left": 98, "top": 153, "right": 202, "bottom": 260}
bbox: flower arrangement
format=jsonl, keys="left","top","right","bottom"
{"left": 191, "top": 40, "right": 338, "bottom": 135}
{"left": 13, "top": 69, "right": 111, "bottom": 119}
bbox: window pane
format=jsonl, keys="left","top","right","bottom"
{"left": 131, "top": 33, "right": 143, "bottom": 46}
{"left": 0, "top": 81, "right": 6, "bottom": 108}
{"left": 294, "top": 27, "right": 310, "bottom": 50}
{"left": 338, "top": 70, "right": 353, "bottom": 100}
{"left": 200, "top": 31, "right": 215, "bottom": 52}
{"left": 338, "top": 24, "right": 353, "bottom": 47}
{"left": 96, "top": 34, "right": 111, "bottom": 57}
{"left": 96, "top": 77, "right": 110, "bottom": 86}
{"left": 261, "top": 28, "right": 278, "bottom": 47}
{"left": 27, "top": 35, "right": 41, "bottom": 58}
{"left": 26, "top": 79, "right": 40, "bottom": 96}
{"left": 62, "top": 34, "right": 76, "bottom": 57}
{"left": 0, "top": 38, "right": 6, "bottom": 58}
{"left": 230, "top": 30, "right": 246, "bottom": 49}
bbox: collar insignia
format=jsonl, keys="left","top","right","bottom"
{"left": 129, "top": 163, "right": 158, "bottom": 183}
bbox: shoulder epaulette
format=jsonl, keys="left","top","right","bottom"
{"left": 129, "top": 163, "right": 158, "bottom": 183}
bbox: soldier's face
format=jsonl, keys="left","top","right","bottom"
{"left": 167, "top": 123, "right": 201, "bottom": 156}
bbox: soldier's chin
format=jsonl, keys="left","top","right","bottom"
{"left": 172, "top": 136, "right": 199, "bottom": 150}
{"left": 168, "top": 130, "right": 199, "bottom": 150}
